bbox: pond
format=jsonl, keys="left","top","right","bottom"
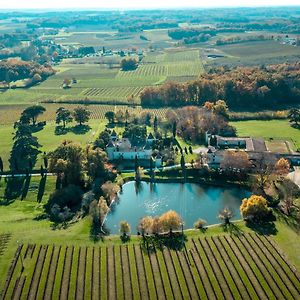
{"left": 104, "top": 181, "right": 251, "bottom": 234}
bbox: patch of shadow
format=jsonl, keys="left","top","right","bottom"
{"left": 246, "top": 221, "right": 278, "bottom": 236}
{"left": 221, "top": 222, "right": 244, "bottom": 236}
{"left": 55, "top": 124, "right": 91, "bottom": 135}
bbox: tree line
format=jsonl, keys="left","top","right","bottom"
{"left": 0, "top": 59, "right": 55, "bottom": 84}
{"left": 140, "top": 63, "right": 300, "bottom": 111}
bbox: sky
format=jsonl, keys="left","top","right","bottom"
{"left": 1, "top": 0, "right": 300, "bottom": 10}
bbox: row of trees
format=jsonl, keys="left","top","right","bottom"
{"left": 56, "top": 106, "right": 91, "bottom": 128}
{"left": 140, "top": 63, "right": 300, "bottom": 110}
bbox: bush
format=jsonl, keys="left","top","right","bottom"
{"left": 45, "top": 184, "right": 84, "bottom": 214}
{"left": 194, "top": 219, "right": 207, "bottom": 229}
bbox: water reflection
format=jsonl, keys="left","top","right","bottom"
{"left": 105, "top": 181, "right": 251, "bottom": 234}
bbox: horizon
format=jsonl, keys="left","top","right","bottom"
{"left": 1, "top": 0, "right": 300, "bottom": 11}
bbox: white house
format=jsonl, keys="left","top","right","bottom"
{"left": 106, "top": 132, "right": 162, "bottom": 167}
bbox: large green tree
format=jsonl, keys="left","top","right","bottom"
{"left": 73, "top": 106, "right": 91, "bottom": 126}
{"left": 56, "top": 107, "right": 73, "bottom": 128}
{"left": 20, "top": 105, "right": 46, "bottom": 126}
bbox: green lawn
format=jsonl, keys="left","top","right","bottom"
{"left": 0, "top": 120, "right": 105, "bottom": 171}
{"left": 231, "top": 119, "right": 300, "bottom": 150}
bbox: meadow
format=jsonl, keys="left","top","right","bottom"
{"left": 232, "top": 119, "right": 300, "bottom": 151}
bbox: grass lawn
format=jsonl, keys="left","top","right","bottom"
{"left": 0, "top": 120, "right": 106, "bottom": 171}
{"left": 231, "top": 119, "right": 300, "bottom": 150}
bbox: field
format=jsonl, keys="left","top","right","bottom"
{"left": 1, "top": 233, "right": 300, "bottom": 299}
{"left": 209, "top": 40, "right": 300, "bottom": 66}
{"left": 0, "top": 47, "right": 204, "bottom": 104}
{"left": 231, "top": 120, "right": 300, "bottom": 151}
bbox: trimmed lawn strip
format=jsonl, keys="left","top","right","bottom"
{"left": 230, "top": 236, "right": 276, "bottom": 299}
{"left": 51, "top": 245, "right": 66, "bottom": 300}
{"left": 249, "top": 233, "right": 299, "bottom": 298}
{"left": 43, "top": 246, "right": 61, "bottom": 300}
{"left": 140, "top": 247, "right": 158, "bottom": 300}
{"left": 149, "top": 249, "right": 167, "bottom": 300}
{"left": 2, "top": 244, "right": 24, "bottom": 300}
{"left": 36, "top": 245, "right": 54, "bottom": 300}
{"left": 107, "top": 246, "right": 116, "bottom": 300}
{"left": 127, "top": 245, "right": 141, "bottom": 300}
{"left": 68, "top": 246, "right": 79, "bottom": 300}
{"left": 175, "top": 250, "right": 199, "bottom": 299}
{"left": 205, "top": 237, "right": 242, "bottom": 299}
{"left": 20, "top": 244, "right": 42, "bottom": 299}
{"left": 162, "top": 249, "right": 183, "bottom": 300}
{"left": 85, "top": 247, "right": 93, "bottom": 299}
{"left": 114, "top": 245, "right": 124, "bottom": 300}
{"left": 238, "top": 235, "right": 288, "bottom": 299}
{"left": 28, "top": 244, "right": 48, "bottom": 300}
{"left": 217, "top": 236, "right": 259, "bottom": 300}
{"left": 197, "top": 238, "right": 228, "bottom": 299}
{"left": 100, "top": 247, "right": 107, "bottom": 300}
{"left": 155, "top": 250, "right": 174, "bottom": 300}
{"left": 122, "top": 245, "right": 133, "bottom": 299}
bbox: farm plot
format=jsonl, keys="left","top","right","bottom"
{"left": 82, "top": 86, "right": 145, "bottom": 100}
{"left": 2, "top": 233, "right": 300, "bottom": 300}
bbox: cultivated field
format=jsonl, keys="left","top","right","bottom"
{"left": 1, "top": 233, "right": 300, "bottom": 300}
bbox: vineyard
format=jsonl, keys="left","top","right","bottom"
{"left": 82, "top": 86, "right": 145, "bottom": 99}
{"left": 2, "top": 233, "right": 300, "bottom": 299}
{"left": 0, "top": 234, "right": 11, "bottom": 257}
{"left": 0, "top": 104, "right": 169, "bottom": 125}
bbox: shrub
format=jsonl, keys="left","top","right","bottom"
{"left": 194, "top": 219, "right": 207, "bottom": 229}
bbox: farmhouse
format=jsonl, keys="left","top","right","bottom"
{"left": 106, "top": 131, "right": 162, "bottom": 167}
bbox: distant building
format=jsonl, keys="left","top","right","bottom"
{"left": 106, "top": 132, "right": 162, "bottom": 168}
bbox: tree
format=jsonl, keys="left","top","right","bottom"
{"left": 9, "top": 122, "right": 42, "bottom": 171}
{"left": 73, "top": 106, "right": 91, "bottom": 126}
{"left": 159, "top": 210, "right": 182, "bottom": 233}
{"left": 153, "top": 115, "right": 158, "bottom": 132}
{"left": 194, "top": 219, "right": 207, "bottom": 230}
{"left": 180, "top": 154, "right": 186, "bottom": 179}
{"left": 20, "top": 105, "right": 46, "bottom": 126}
{"left": 137, "top": 216, "right": 154, "bottom": 236}
{"left": 56, "top": 107, "right": 73, "bottom": 128}
{"left": 288, "top": 108, "right": 300, "bottom": 127}
{"left": 120, "top": 221, "right": 131, "bottom": 237}
{"left": 48, "top": 141, "right": 85, "bottom": 187}
{"left": 240, "top": 195, "right": 271, "bottom": 222}
{"left": 101, "top": 181, "right": 120, "bottom": 204}
{"left": 221, "top": 150, "right": 251, "bottom": 171}
{"left": 105, "top": 111, "right": 115, "bottom": 124}
{"left": 277, "top": 179, "right": 300, "bottom": 215}
{"left": 94, "top": 130, "right": 111, "bottom": 150}
{"left": 0, "top": 156, "right": 3, "bottom": 173}
{"left": 172, "top": 121, "right": 177, "bottom": 138}
{"left": 218, "top": 208, "right": 233, "bottom": 225}
{"left": 274, "top": 158, "right": 290, "bottom": 178}
{"left": 123, "top": 124, "right": 147, "bottom": 144}
{"left": 213, "top": 100, "right": 229, "bottom": 119}
{"left": 86, "top": 146, "right": 108, "bottom": 180}
{"left": 121, "top": 58, "right": 138, "bottom": 71}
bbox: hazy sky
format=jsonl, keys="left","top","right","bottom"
{"left": 1, "top": 0, "right": 300, "bottom": 10}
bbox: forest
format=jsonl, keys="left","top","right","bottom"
{"left": 140, "top": 63, "right": 300, "bottom": 110}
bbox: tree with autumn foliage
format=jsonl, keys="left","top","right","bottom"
{"left": 240, "top": 195, "right": 271, "bottom": 222}
{"left": 159, "top": 210, "right": 182, "bottom": 233}
{"left": 137, "top": 216, "right": 154, "bottom": 236}
{"left": 274, "top": 158, "right": 290, "bottom": 178}
{"left": 221, "top": 150, "right": 251, "bottom": 172}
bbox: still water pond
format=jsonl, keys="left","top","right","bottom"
{"left": 105, "top": 181, "right": 251, "bottom": 234}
